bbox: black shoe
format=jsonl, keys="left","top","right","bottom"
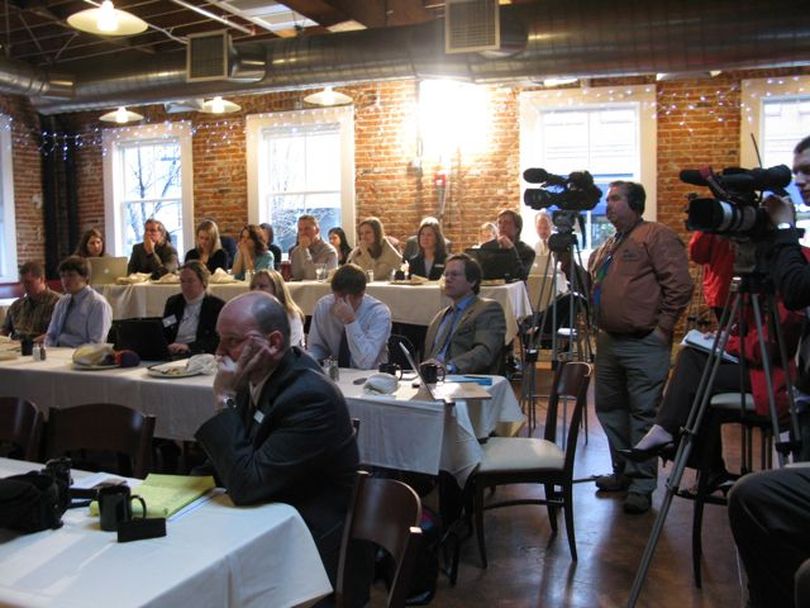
{"left": 623, "top": 492, "right": 652, "bottom": 514}
{"left": 595, "top": 473, "right": 631, "bottom": 492}
{"left": 618, "top": 442, "right": 676, "bottom": 463}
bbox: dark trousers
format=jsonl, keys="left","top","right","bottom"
{"left": 729, "top": 468, "right": 810, "bottom": 608}
{"left": 656, "top": 347, "right": 751, "bottom": 470}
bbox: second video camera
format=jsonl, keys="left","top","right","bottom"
{"left": 523, "top": 168, "right": 602, "bottom": 212}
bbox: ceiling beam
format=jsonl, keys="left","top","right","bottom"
{"left": 326, "top": 0, "right": 434, "bottom": 27}
{"left": 278, "top": 0, "right": 349, "bottom": 28}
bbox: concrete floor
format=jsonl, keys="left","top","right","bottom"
{"left": 410, "top": 371, "right": 749, "bottom": 608}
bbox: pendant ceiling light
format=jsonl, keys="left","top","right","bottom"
{"left": 303, "top": 86, "right": 353, "bottom": 107}
{"left": 200, "top": 96, "right": 241, "bottom": 114}
{"left": 99, "top": 106, "right": 144, "bottom": 124}
{"left": 68, "top": 0, "right": 148, "bottom": 36}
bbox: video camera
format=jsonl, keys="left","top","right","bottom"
{"left": 523, "top": 168, "right": 603, "bottom": 212}
{"left": 681, "top": 165, "right": 792, "bottom": 237}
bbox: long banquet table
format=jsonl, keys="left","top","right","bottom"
{"left": 98, "top": 280, "right": 533, "bottom": 344}
{"left": 0, "top": 347, "right": 524, "bottom": 484}
{"left": 0, "top": 457, "right": 331, "bottom": 608}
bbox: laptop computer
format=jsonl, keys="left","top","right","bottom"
{"left": 464, "top": 248, "right": 523, "bottom": 282}
{"left": 88, "top": 257, "right": 128, "bottom": 285}
{"left": 398, "top": 342, "right": 438, "bottom": 401}
{"left": 114, "top": 318, "right": 174, "bottom": 361}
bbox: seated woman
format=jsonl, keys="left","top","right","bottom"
{"left": 250, "top": 269, "right": 306, "bottom": 348}
{"left": 407, "top": 221, "right": 447, "bottom": 280}
{"left": 259, "top": 223, "right": 283, "bottom": 270}
{"left": 74, "top": 228, "right": 107, "bottom": 258}
{"left": 630, "top": 292, "right": 804, "bottom": 481}
{"left": 477, "top": 222, "right": 498, "bottom": 247}
{"left": 347, "top": 217, "right": 402, "bottom": 281}
{"left": 231, "top": 224, "right": 275, "bottom": 280}
{"left": 185, "top": 219, "right": 228, "bottom": 274}
{"left": 127, "top": 218, "right": 179, "bottom": 278}
{"left": 328, "top": 227, "right": 352, "bottom": 266}
{"left": 162, "top": 261, "right": 225, "bottom": 356}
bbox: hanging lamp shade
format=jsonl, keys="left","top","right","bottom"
{"left": 303, "top": 86, "right": 353, "bottom": 107}
{"left": 200, "top": 96, "right": 241, "bottom": 114}
{"left": 99, "top": 106, "right": 144, "bottom": 124}
{"left": 68, "top": 0, "right": 148, "bottom": 36}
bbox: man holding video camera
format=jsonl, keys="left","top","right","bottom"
{"left": 728, "top": 135, "right": 810, "bottom": 608}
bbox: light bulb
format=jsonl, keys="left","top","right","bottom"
{"left": 320, "top": 87, "right": 337, "bottom": 105}
{"left": 97, "top": 0, "right": 119, "bottom": 32}
{"left": 210, "top": 97, "right": 225, "bottom": 114}
{"left": 115, "top": 107, "right": 129, "bottom": 123}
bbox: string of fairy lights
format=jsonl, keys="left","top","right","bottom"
{"left": 2, "top": 75, "right": 807, "bottom": 160}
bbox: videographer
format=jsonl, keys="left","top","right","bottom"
{"left": 728, "top": 134, "right": 810, "bottom": 608}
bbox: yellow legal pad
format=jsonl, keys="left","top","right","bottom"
{"left": 90, "top": 475, "right": 216, "bottom": 519}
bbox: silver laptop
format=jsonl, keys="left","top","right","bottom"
{"left": 398, "top": 342, "right": 439, "bottom": 401}
{"left": 88, "top": 257, "right": 128, "bottom": 284}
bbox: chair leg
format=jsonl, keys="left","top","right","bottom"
{"left": 562, "top": 483, "right": 577, "bottom": 561}
{"left": 544, "top": 483, "right": 559, "bottom": 535}
{"left": 474, "top": 481, "right": 488, "bottom": 569}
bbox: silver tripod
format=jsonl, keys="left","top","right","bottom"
{"left": 627, "top": 248, "right": 803, "bottom": 607}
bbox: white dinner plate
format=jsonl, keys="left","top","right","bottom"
{"left": 146, "top": 363, "right": 202, "bottom": 379}
{"left": 73, "top": 362, "right": 119, "bottom": 371}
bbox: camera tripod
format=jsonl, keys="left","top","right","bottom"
{"left": 520, "top": 228, "right": 593, "bottom": 432}
{"left": 627, "top": 256, "right": 803, "bottom": 607}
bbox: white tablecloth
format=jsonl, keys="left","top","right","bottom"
{"left": 0, "top": 457, "right": 331, "bottom": 608}
{"left": 99, "top": 281, "right": 533, "bottom": 343}
{"left": 336, "top": 369, "right": 524, "bottom": 485}
{"left": 0, "top": 349, "right": 523, "bottom": 484}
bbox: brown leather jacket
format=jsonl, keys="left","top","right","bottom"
{"left": 589, "top": 221, "right": 692, "bottom": 335}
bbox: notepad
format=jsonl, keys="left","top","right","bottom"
{"left": 445, "top": 375, "right": 494, "bottom": 386}
{"left": 90, "top": 474, "right": 216, "bottom": 519}
{"left": 681, "top": 329, "right": 739, "bottom": 364}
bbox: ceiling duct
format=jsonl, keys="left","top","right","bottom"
{"left": 15, "top": 0, "right": 810, "bottom": 115}
{"left": 187, "top": 31, "right": 265, "bottom": 82}
{"left": 445, "top": 0, "right": 500, "bottom": 54}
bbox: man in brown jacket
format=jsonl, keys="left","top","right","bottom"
{"left": 589, "top": 181, "right": 692, "bottom": 514}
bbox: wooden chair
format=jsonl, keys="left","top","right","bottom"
{"left": 335, "top": 471, "right": 423, "bottom": 608}
{"left": 470, "top": 361, "right": 592, "bottom": 567}
{"left": 45, "top": 403, "right": 156, "bottom": 478}
{"left": 0, "top": 397, "right": 43, "bottom": 461}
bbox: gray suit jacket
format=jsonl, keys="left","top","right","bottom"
{"left": 424, "top": 296, "right": 506, "bottom": 374}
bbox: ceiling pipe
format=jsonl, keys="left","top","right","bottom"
{"left": 9, "top": 0, "right": 810, "bottom": 115}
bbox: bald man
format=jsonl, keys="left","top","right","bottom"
{"left": 195, "top": 291, "right": 360, "bottom": 597}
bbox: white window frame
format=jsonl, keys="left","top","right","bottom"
{"left": 740, "top": 76, "right": 810, "bottom": 168}
{"left": 519, "top": 85, "right": 657, "bottom": 251}
{"left": 246, "top": 107, "right": 356, "bottom": 248}
{"left": 0, "top": 115, "right": 16, "bottom": 282}
{"left": 103, "top": 122, "right": 195, "bottom": 257}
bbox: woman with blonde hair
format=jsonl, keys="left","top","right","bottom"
{"left": 185, "top": 219, "right": 228, "bottom": 273}
{"left": 347, "top": 217, "right": 402, "bottom": 281}
{"left": 250, "top": 269, "right": 305, "bottom": 348}
{"left": 74, "top": 228, "right": 107, "bottom": 258}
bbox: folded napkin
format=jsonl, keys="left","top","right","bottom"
{"left": 186, "top": 353, "right": 217, "bottom": 375}
{"left": 363, "top": 372, "right": 399, "bottom": 395}
{"left": 73, "top": 343, "right": 114, "bottom": 366}
{"left": 116, "top": 273, "right": 151, "bottom": 285}
{"left": 154, "top": 272, "right": 180, "bottom": 284}
{"left": 209, "top": 268, "right": 237, "bottom": 284}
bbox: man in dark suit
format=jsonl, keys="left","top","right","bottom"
{"left": 127, "top": 218, "right": 179, "bottom": 278}
{"left": 424, "top": 253, "right": 506, "bottom": 374}
{"left": 480, "top": 208, "right": 536, "bottom": 281}
{"left": 162, "top": 261, "right": 224, "bottom": 356}
{"left": 195, "top": 290, "right": 360, "bottom": 599}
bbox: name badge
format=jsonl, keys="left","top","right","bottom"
{"left": 162, "top": 315, "right": 177, "bottom": 327}
{"left": 253, "top": 410, "right": 265, "bottom": 424}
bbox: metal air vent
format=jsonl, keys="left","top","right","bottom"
{"left": 445, "top": 0, "right": 500, "bottom": 54}
{"left": 187, "top": 31, "right": 232, "bottom": 82}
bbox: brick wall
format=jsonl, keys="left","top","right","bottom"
{"left": 7, "top": 66, "right": 810, "bottom": 321}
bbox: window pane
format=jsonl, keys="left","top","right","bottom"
{"left": 268, "top": 194, "right": 305, "bottom": 253}
{"left": 267, "top": 134, "right": 306, "bottom": 193}
{"left": 305, "top": 132, "right": 341, "bottom": 192}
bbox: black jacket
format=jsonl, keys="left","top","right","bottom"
{"left": 184, "top": 248, "right": 228, "bottom": 274}
{"left": 408, "top": 253, "right": 446, "bottom": 280}
{"left": 162, "top": 293, "right": 225, "bottom": 355}
{"left": 481, "top": 238, "right": 536, "bottom": 281}
{"left": 195, "top": 347, "right": 359, "bottom": 584}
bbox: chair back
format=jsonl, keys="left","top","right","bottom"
{"left": 336, "top": 471, "right": 423, "bottom": 608}
{"left": 0, "top": 397, "right": 43, "bottom": 461}
{"left": 45, "top": 403, "right": 156, "bottom": 478}
{"left": 388, "top": 334, "right": 417, "bottom": 369}
{"left": 543, "top": 361, "right": 592, "bottom": 471}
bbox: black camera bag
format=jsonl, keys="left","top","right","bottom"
{"left": 0, "top": 472, "right": 66, "bottom": 533}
